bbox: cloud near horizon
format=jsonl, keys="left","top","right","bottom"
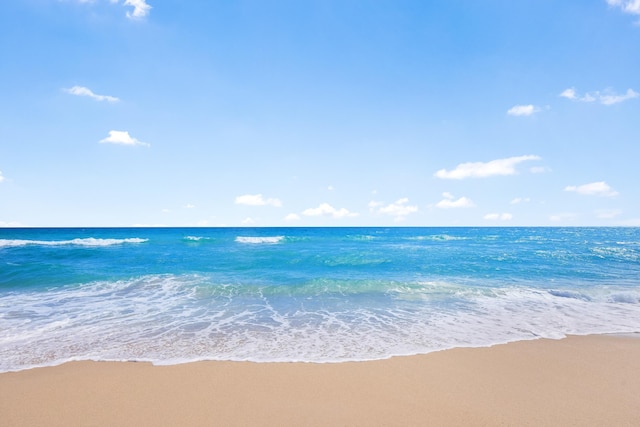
{"left": 234, "top": 194, "right": 282, "bottom": 207}
{"left": 64, "top": 86, "right": 119, "bottom": 102}
{"left": 99, "top": 130, "right": 149, "bottom": 147}
{"left": 435, "top": 155, "right": 541, "bottom": 179}
{"left": 507, "top": 104, "right": 539, "bottom": 116}
{"left": 302, "top": 203, "right": 358, "bottom": 219}
{"left": 564, "top": 181, "right": 619, "bottom": 197}
{"left": 373, "top": 198, "right": 418, "bottom": 221}
{"left": 560, "top": 87, "right": 639, "bottom": 105}
{"left": 0, "top": 171, "right": 4, "bottom": 183}
{"left": 436, "top": 192, "right": 475, "bottom": 209}
{"left": 484, "top": 213, "right": 513, "bottom": 221}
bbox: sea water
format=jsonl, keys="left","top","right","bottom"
{"left": 1, "top": 227, "right": 639, "bottom": 372}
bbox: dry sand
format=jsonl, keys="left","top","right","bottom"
{"left": 1, "top": 334, "right": 639, "bottom": 426}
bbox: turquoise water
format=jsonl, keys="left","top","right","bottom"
{"left": 1, "top": 227, "right": 639, "bottom": 371}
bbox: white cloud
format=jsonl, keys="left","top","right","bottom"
{"left": 559, "top": 88, "right": 578, "bottom": 100}
{"left": 510, "top": 197, "right": 531, "bottom": 204}
{"left": 0, "top": 220, "right": 23, "bottom": 227}
{"left": 560, "top": 87, "right": 638, "bottom": 105}
{"left": 484, "top": 213, "right": 513, "bottom": 221}
{"left": 302, "top": 203, "right": 358, "bottom": 218}
{"left": 564, "top": 181, "right": 619, "bottom": 197}
{"left": 607, "top": 0, "right": 640, "bottom": 15}
{"left": 549, "top": 213, "right": 577, "bottom": 222}
{"left": 99, "top": 130, "right": 150, "bottom": 147}
{"left": 64, "top": 86, "right": 119, "bottom": 102}
{"left": 600, "top": 89, "right": 639, "bottom": 105}
{"left": 435, "top": 155, "right": 541, "bottom": 179}
{"left": 327, "top": 185, "right": 334, "bottom": 191}
{"left": 0, "top": 171, "right": 4, "bottom": 183}
{"left": 284, "top": 213, "right": 301, "bottom": 221}
{"left": 507, "top": 104, "right": 539, "bottom": 116}
{"left": 596, "top": 209, "right": 622, "bottom": 219}
{"left": 123, "top": 0, "right": 151, "bottom": 19}
{"left": 529, "top": 166, "right": 549, "bottom": 174}
{"left": 234, "top": 194, "right": 282, "bottom": 207}
{"left": 241, "top": 217, "right": 255, "bottom": 225}
{"left": 374, "top": 198, "right": 418, "bottom": 221}
{"left": 184, "top": 204, "right": 195, "bottom": 209}
{"left": 436, "top": 192, "right": 475, "bottom": 209}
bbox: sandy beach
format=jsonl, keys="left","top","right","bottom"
{"left": 1, "top": 335, "right": 639, "bottom": 426}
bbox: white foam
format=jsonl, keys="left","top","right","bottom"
{"left": 0, "top": 238, "right": 148, "bottom": 248}
{"left": 235, "top": 236, "right": 284, "bottom": 244}
{"left": 1, "top": 276, "right": 639, "bottom": 372}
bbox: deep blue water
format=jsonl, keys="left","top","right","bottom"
{"left": 1, "top": 227, "right": 639, "bottom": 371}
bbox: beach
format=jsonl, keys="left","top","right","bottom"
{"left": 2, "top": 334, "right": 639, "bottom": 426}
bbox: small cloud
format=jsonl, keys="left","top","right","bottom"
{"left": 162, "top": 208, "right": 171, "bottom": 213}
{"left": 284, "top": 213, "right": 301, "bottom": 221}
{"left": 529, "top": 166, "right": 549, "bottom": 174}
{"left": 0, "top": 220, "right": 23, "bottom": 227}
{"left": 559, "top": 88, "right": 578, "bottom": 100}
{"left": 0, "top": 171, "right": 5, "bottom": 183}
{"left": 435, "top": 155, "right": 541, "bottom": 179}
{"left": 510, "top": 197, "right": 531, "bottom": 205}
{"left": 607, "top": 0, "right": 640, "bottom": 16}
{"left": 302, "top": 203, "right": 358, "bottom": 219}
{"left": 123, "top": 0, "right": 151, "bottom": 19}
{"left": 564, "top": 181, "right": 619, "bottom": 197}
{"left": 99, "top": 130, "right": 150, "bottom": 147}
{"left": 234, "top": 194, "right": 282, "bottom": 207}
{"left": 560, "top": 87, "right": 638, "bottom": 105}
{"left": 484, "top": 213, "right": 513, "bottom": 221}
{"left": 600, "top": 89, "right": 639, "bottom": 105}
{"left": 436, "top": 192, "right": 475, "bottom": 209}
{"left": 374, "top": 198, "right": 419, "bottom": 221}
{"left": 184, "top": 204, "right": 195, "bottom": 209}
{"left": 327, "top": 185, "right": 334, "bottom": 191}
{"left": 549, "top": 213, "right": 577, "bottom": 222}
{"left": 596, "top": 209, "right": 622, "bottom": 219}
{"left": 507, "top": 104, "right": 539, "bottom": 116}
{"left": 64, "top": 86, "right": 119, "bottom": 102}
{"left": 241, "top": 217, "right": 255, "bottom": 225}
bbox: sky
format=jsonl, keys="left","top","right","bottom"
{"left": 1, "top": 0, "right": 639, "bottom": 227}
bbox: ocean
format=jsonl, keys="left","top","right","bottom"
{"left": 1, "top": 227, "right": 639, "bottom": 372}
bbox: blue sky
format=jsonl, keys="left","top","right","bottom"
{"left": 1, "top": 0, "right": 639, "bottom": 227}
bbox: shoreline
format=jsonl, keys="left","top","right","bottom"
{"left": 2, "top": 334, "right": 639, "bottom": 426}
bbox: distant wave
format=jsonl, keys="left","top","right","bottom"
{"left": 235, "top": 236, "right": 284, "bottom": 244}
{"left": 184, "top": 236, "right": 209, "bottom": 242}
{"left": 0, "top": 238, "right": 148, "bottom": 248}
{"left": 405, "top": 234, "right": 468, "bottom": 241}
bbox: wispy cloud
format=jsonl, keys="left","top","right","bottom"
{"left": 234, "top": 194, "right": 282, "bottom": 207}
{"left": 73, "top": 0, "right": 151, "bottom": 19}
{"left": 549, "top": 213, "right": 578, "bottom": 222}
{"left": 483, "top": 213, "right": 513, "bottom": 221}
{"left": 0, "top": 170, "right": 5, "bottom": 183}
{"left": 241, "top": 217, "right": 255, "bottom": 225}
{"left": 510, "top": 197, "right": 531, "bottom": 205}
{"left": 596, "top": 209, "right": 622, "bottom": 219}
{"left": 564, "top": 181, "right": 619, "bottom": 197}
{"left": 560, "top": 87, "right": 638, "bottom": 105}
{"left": 435, "top": 155, "right": 541, "bottom": 179}
{"left": 99, "top": 130, "right": 149, "bottom": 147}
{"left": 507, "top": 104, "right": 540, "bottom": 116}
{"left": 373, "top": 198, "right": 418, "bottom": 222}
{"left": 284, "top": 213, "right": 301, "bottom": 221}
{"left": 607, "top": 0, "right": 640, "bottom": 16}
{"left": 123, "top": 0, "right": 152, "bottom": 19}
{"left": 64, "top": 86, "right": 119, "bottom": 102}
{"left": 435, "top": 192, "right": 475, "bottom": 209}
{"left": 0, "top": 220, "right": 24, "bottom": 227}
{"left": 302, "top": 203, "right": 358, "bottom": 219}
